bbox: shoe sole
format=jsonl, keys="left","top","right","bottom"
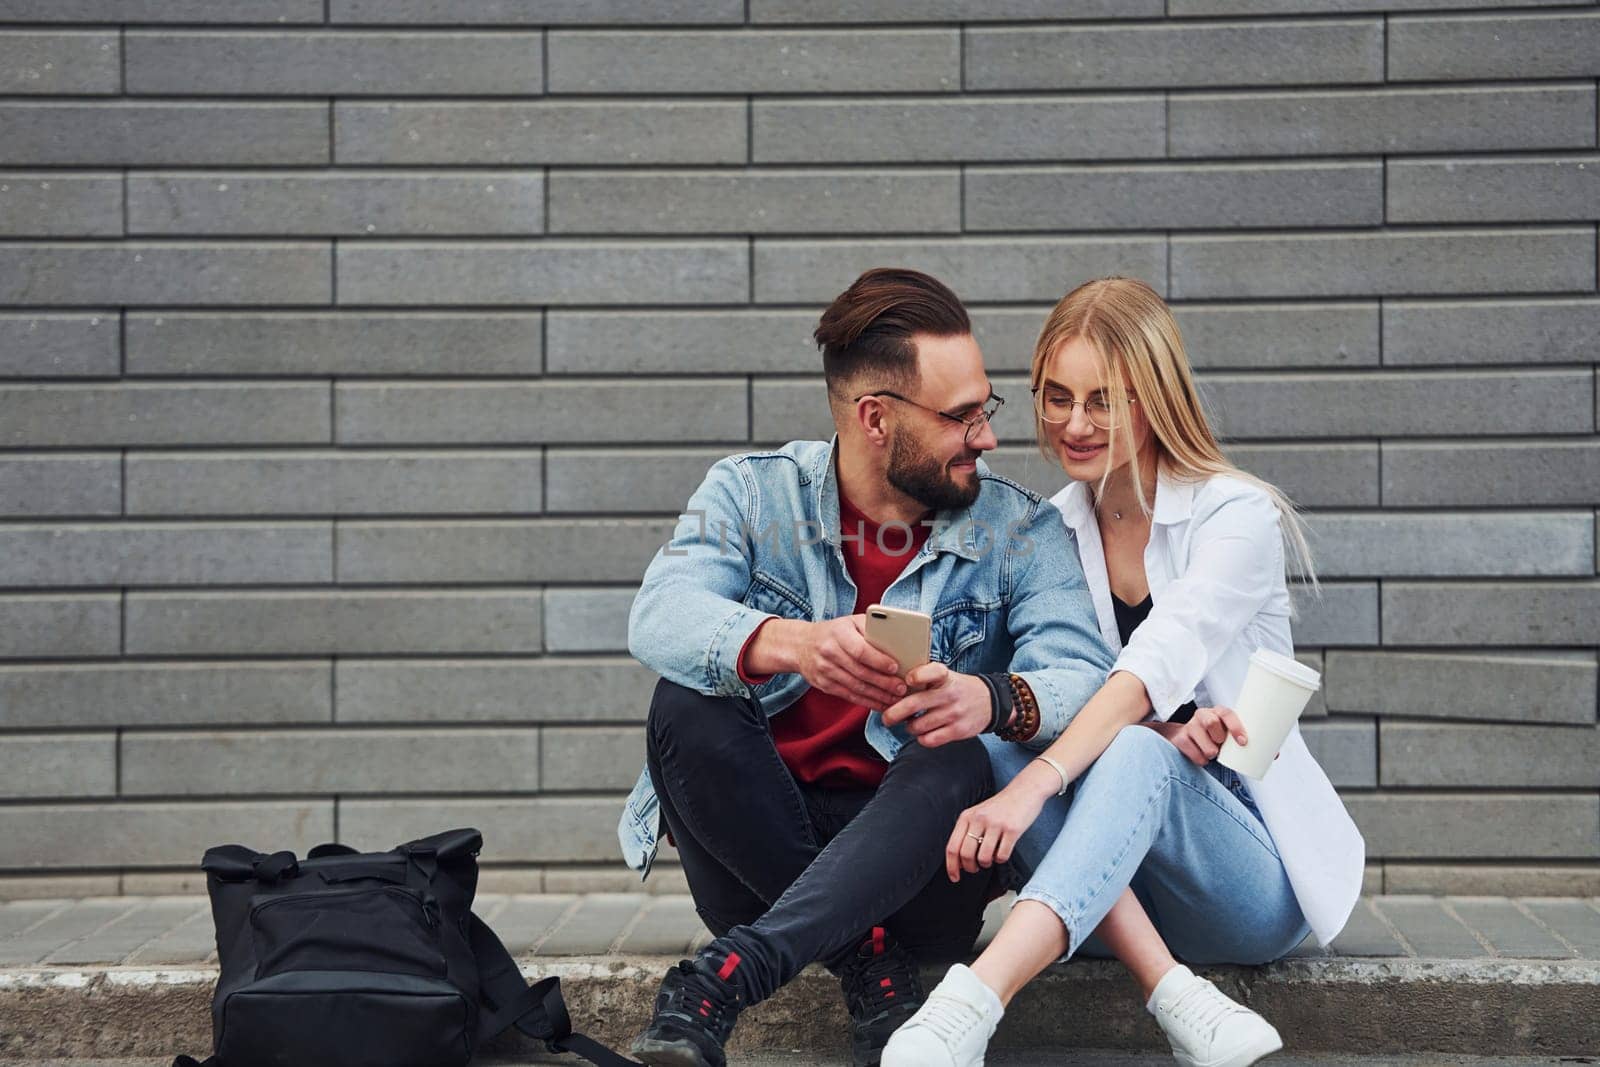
{"left": 1175, "top": 1030, "right": 1284, "bottom": 1067}
{"left": 631, "top": 1036, "right": 724, "bottom": 1067}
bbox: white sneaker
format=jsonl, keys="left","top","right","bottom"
{"left": 880, "top": 963, "right": 1003, "bottom": 1067}
{"left": 1148, "top": 964, "right": 1283, "bottom": 1067}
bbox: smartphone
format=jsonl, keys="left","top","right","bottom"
{"left": 864, "top": 604, "right": 932, "bottom": 679}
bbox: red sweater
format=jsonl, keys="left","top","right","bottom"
{"left": 737, "top": 486, "right": 931, "bottom": 789}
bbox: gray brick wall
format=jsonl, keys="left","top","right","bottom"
{"left": 0, "top": 1, "right": 1595, "bottom": 899}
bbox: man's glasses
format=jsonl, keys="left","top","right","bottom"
{"left": 853, "top": 390, "right": 1006, "bottom": 445}
{"left": 1031, "top": 386, "right": 1134, "bottom": 431}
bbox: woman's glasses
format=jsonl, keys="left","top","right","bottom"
{"left": 1031, "top": 387, "right": 1135, "bottom": 431}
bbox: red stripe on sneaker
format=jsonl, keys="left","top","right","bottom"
{"left": 880, "top": 977, "right": 893, "bottom": 988}
{"left": 717, "top": 952, "right": 742, "bottom": 981}
{"left": 872, "top": 927, "right": 885, "bottom": 956}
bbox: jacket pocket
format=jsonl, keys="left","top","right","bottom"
{"left": 931, "top": 607, "right": 985, "bottom": 669}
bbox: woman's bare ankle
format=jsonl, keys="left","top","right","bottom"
{"left": 968, "top": 955, "right": 1022, "bottom": 1007}
{"left": 967, "top": 901, "right": 1069, "bottom": 1007}
{"left": 1132, "top": 955, "right": 1179, "bottom": 1001}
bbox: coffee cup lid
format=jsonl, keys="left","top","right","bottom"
{"left": 1249, "top": 647, "right": 1322, "bottom": 689}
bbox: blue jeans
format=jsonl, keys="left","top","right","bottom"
{"left": 984, "top": 724, "right": 1311, "bottom": 965}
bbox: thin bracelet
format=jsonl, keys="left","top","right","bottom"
{"left": 1032, "top": 755, "right": 1070, "bottom": 797}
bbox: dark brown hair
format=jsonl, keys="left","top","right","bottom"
{"left": 814, "top": 267, "right": 971, "bottom": 404}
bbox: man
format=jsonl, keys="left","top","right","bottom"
{"left": 618, "top": 268, "right": 1114, "bottom": 1067}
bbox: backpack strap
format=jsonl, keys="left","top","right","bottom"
{"left": 468, "top": 912, "right": 639, "bottom": 1067}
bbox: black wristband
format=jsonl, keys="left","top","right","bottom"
{"left": 975, "top": 672, "right": 1001, "bottom": 732}
{"left": 979, "top": 671, "right": 1013, "bottom": 734}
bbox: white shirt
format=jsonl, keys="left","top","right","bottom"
{"left": 1051, "top": 471, "right": 1365, "bottom": 947}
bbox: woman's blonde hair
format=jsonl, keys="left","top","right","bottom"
{"left": 1029, "top": 276, "right": 1317, "bottom": 586}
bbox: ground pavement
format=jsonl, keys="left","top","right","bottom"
{"left": 1, "top": 893, "right": 1595, "bottom": 1061}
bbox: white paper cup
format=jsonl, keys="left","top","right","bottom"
{"left": 1215, "top": 648, "right": 1321, "bottom": 781}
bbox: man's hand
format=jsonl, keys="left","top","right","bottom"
{"left": 792, "top": 615, "right": 908, "bottom": 709}
{"left": 1147, "top": 705, "right": 1248, "bottom": 767}
{"left": 880, "top": 662, "right": 992, "bottom": 748}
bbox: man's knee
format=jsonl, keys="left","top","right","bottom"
{"left": 647, "top": 677, "right": 758, "bottom": 750}
{"left": 643, "top": 675, "right": 732, "bottom": 735}
{"left": 889, "top": 735, "right": 992, "bottom": 810}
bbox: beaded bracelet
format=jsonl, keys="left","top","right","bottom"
{"left": 997, "top": 674, "right": 1041, "bottom": 742}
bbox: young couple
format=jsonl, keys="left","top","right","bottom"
{"left": 615, "top": 268, "right": 1364, "bottom": 1067}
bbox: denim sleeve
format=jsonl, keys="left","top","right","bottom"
{"left": 1002, "top": 499, "right": 1116, "bottom": 750}
{"left": 626, "top": 456, "right": 778, "bottom": 697}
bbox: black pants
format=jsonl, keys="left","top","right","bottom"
{"left": 644, "top": 678, "right": 999, "bottom": 1007}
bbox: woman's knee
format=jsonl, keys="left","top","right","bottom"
{"left": 1099, "top": 723, "right": 1181, "bottom": 776}
{"left": 1070, "top": 724, "right": 1173, "bottom": 787}
{"left": 1066, "top": 725, "right": 1182, "bottom": 814}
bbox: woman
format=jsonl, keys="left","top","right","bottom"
{"left": 883, "top": 277, "right": 1364, "bottom": 1067}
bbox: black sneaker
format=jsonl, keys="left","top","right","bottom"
{"left": 630, "top": 949, "right": 745, "bottom": 1067}
{"left": 839, "top": 926, "right": 925, "bottom": 1067}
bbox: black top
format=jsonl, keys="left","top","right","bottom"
{"left": 1112, "top": 593, "right": 1198, "bottom": 725}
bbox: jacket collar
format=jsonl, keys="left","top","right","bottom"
{"left": 814, "top": 434, "right": 985, "bottom": 562}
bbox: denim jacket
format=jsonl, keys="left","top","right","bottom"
{"left": 618, "top": 436, "right": 1115, "bottom": 877}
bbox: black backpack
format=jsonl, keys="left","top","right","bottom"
{"left": 172, "top": 827, "right": 636, "bottom": 1067}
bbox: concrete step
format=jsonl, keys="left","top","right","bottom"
{"left": 0, "top": 1056, "right": 1588, "bottom": 1067}
{"left": 0, "top": 894, "right": 1596, "bottom": 1060}
{"left": 6, "top": 1055, "right": 1593, "bottom": 1062}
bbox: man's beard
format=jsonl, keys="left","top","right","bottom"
{"left": 886, "top": 430, "right": 981, "bottom": 511}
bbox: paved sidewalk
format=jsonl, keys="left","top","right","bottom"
{"left": 3, "top": 892, "right": 1597, "bottom": 967}
{"left": 0, "top": 893, "right": 1596, "bottom": 1061}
